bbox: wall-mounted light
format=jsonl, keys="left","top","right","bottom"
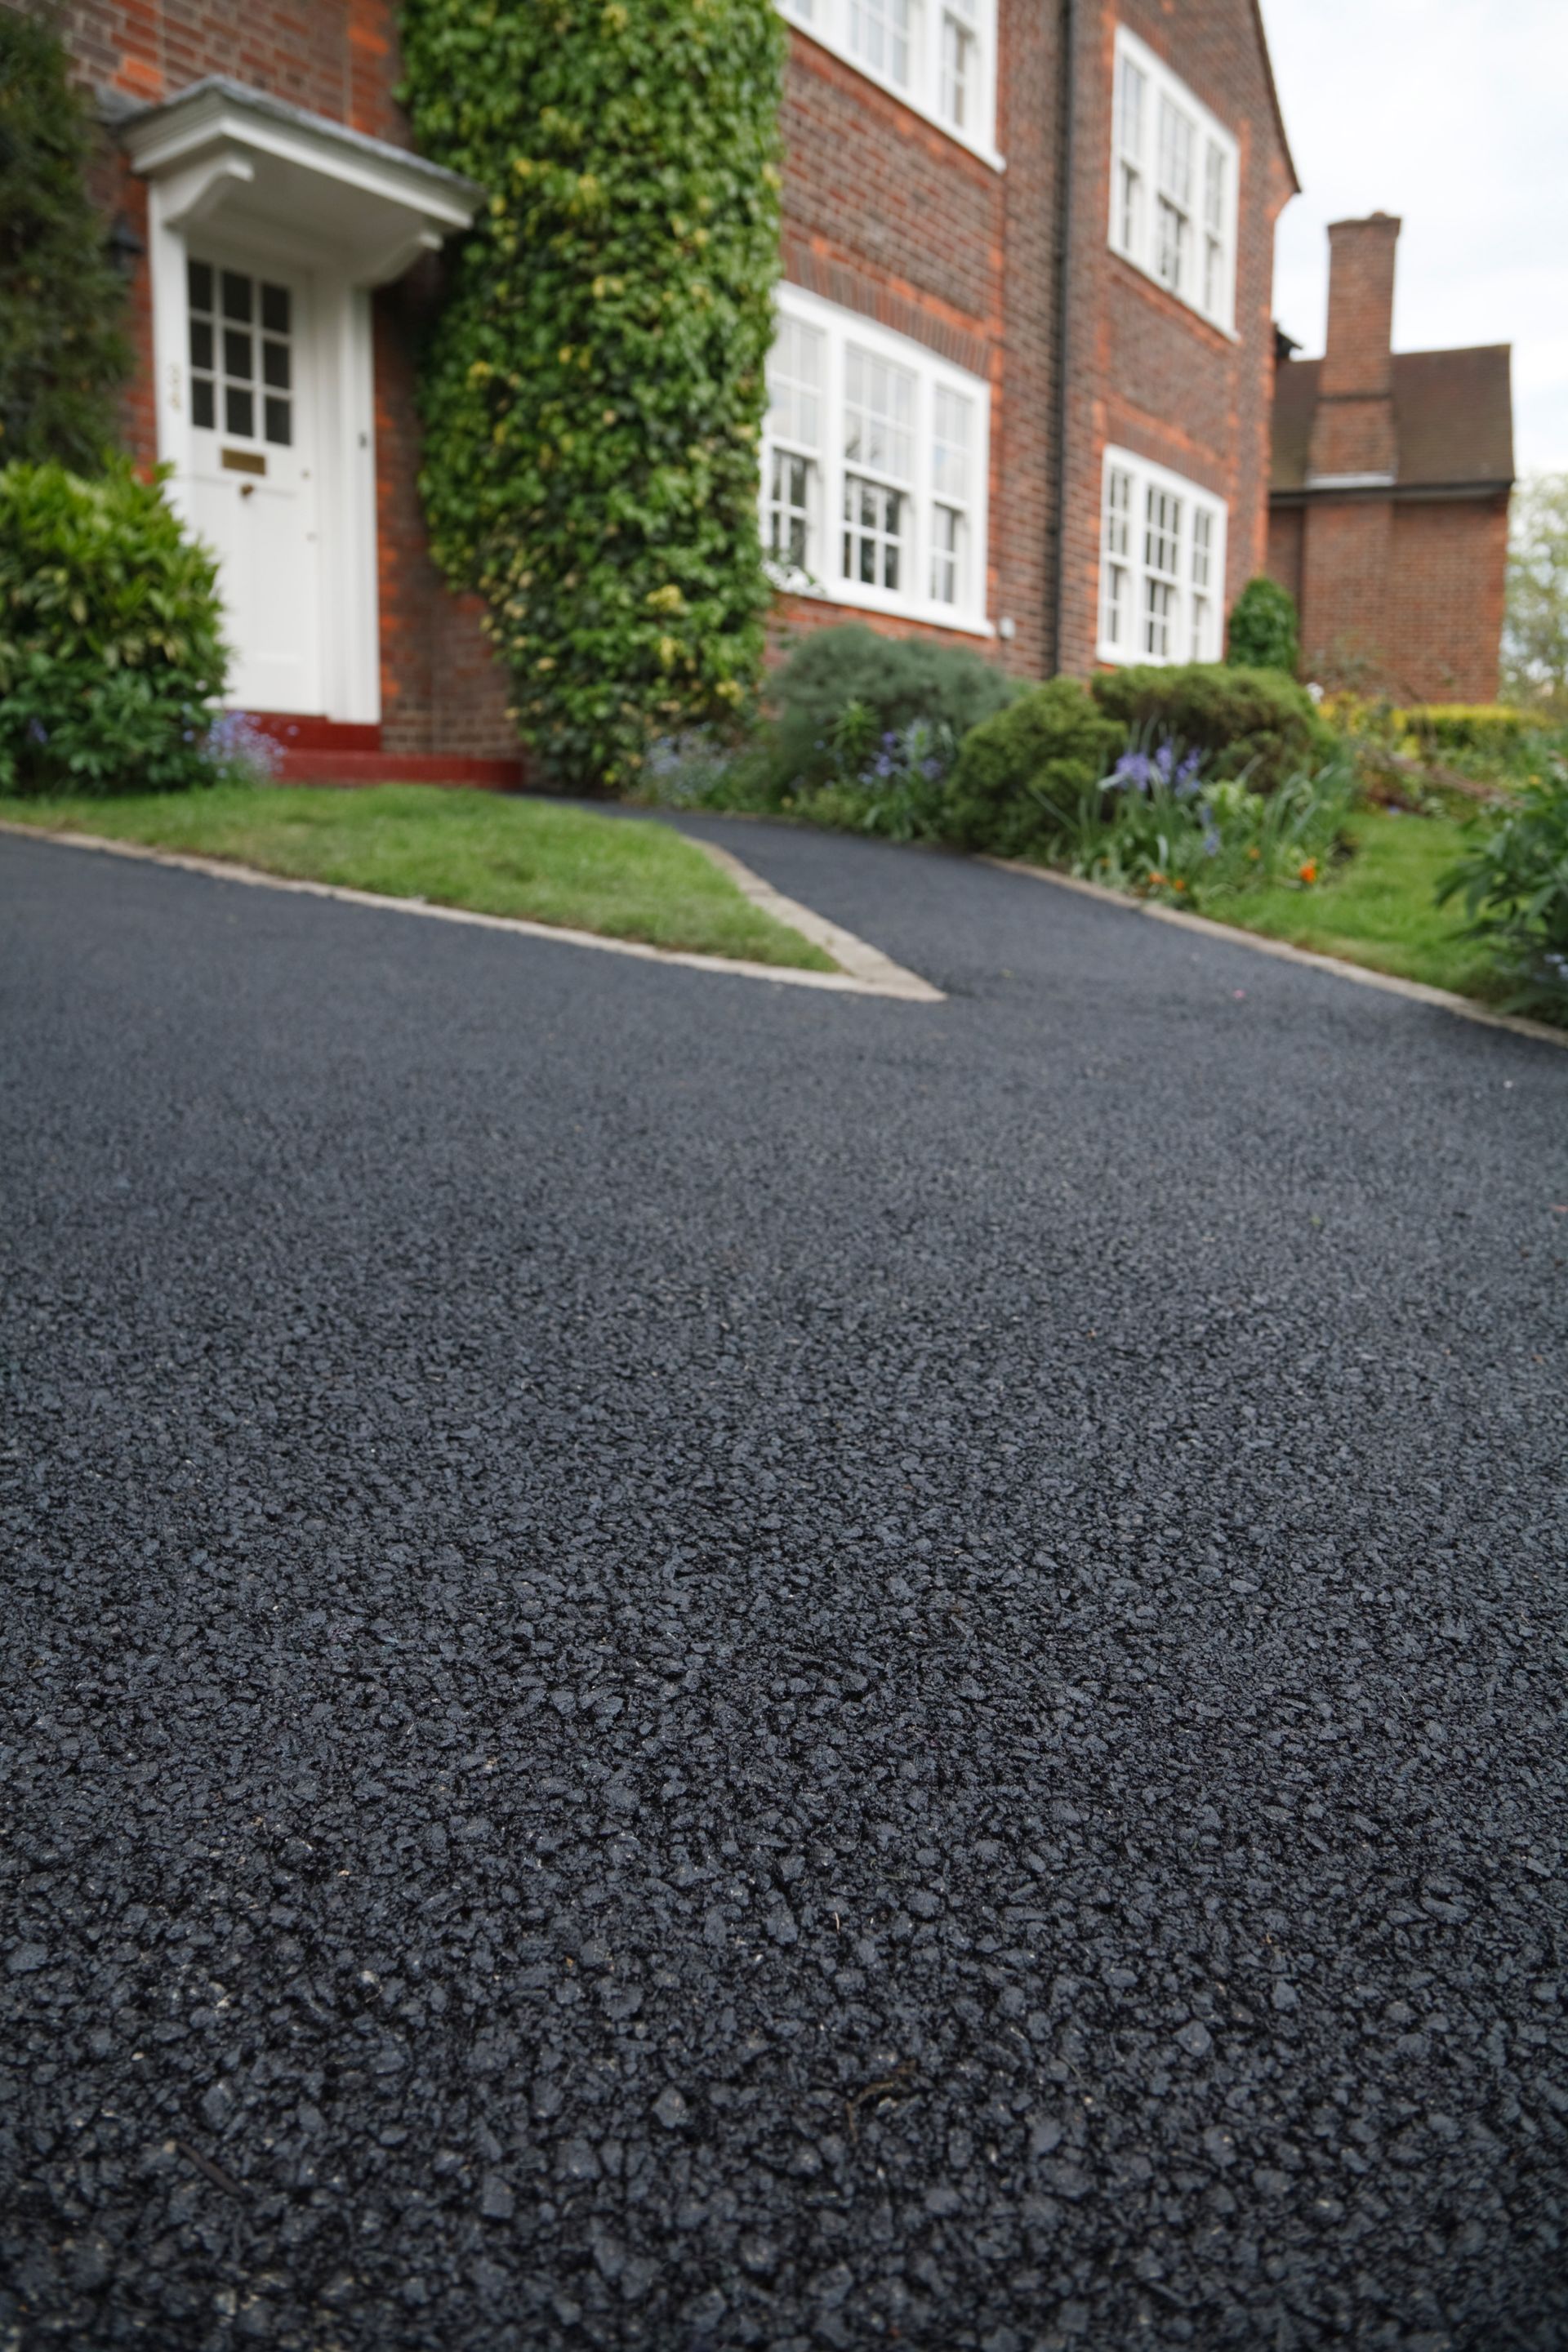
{"left": 107, "top": 213, "right": 146, "bottom": 280}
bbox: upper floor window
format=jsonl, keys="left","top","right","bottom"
{"left": 1098, "top": 446, "right": 1227, "bottom": 666}
{"left": 778, "top": 0, "right": 1000, "bottom": 164}
{"left": 1109, "top": 26, "right": 1237, "bottom": 333}
{"left": 763, "top": 284, "right": 991, "bottom": 635}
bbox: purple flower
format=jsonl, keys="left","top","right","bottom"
{"left": 207, "top": 710, "right": 284, "bottom": 780}
{"left": 1111, "top": 749, "right": 1156, "bottom": 793}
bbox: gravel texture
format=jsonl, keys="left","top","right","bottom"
{"left": 2, "top": 818, "right": 1565, "bottom": 2352}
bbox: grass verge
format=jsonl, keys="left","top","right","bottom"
{"left": 0, "top": 784, "right": 836, "bottom": 972}
{"left": 1201, "top": 808, "right": 1499, "bottom": 1000}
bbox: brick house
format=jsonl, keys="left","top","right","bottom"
{"left": 1266, "top": 214, "right": 1515, "bottom": 702}
{"left": 42, "top": 0, "right": 1296, "bottom": 779}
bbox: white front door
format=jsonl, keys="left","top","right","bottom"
{"left": 185, "top": 255, "right": 322, "bottom": 715}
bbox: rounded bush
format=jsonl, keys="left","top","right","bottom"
{"left": 0, "top": 461, "right": 229, "bottom": 795}
{"left": 767, "top": 623, "right": 1023, "bottom": 792}
{"left": 1089, "top": 662, "right": 1334, "bottom": 796}
{"left": 1226, "top": 576, "right": 1299, "bottom": 675}
{"left": 943, "top": 677, "right": 1124, "bottom": 858}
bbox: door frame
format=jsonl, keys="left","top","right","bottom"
{"left": 147, "top": 187, "right": 381, "bottom": 724}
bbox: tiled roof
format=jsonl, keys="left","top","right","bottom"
{"left": 1272, "top": 346, "right": 1514, "bottom": 494}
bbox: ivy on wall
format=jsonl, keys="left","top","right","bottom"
{"left": 0, "top": 8, "right": 131, "bottom": 470}
{"left": 399, "top": 0, "right": 786, "bottom": 790}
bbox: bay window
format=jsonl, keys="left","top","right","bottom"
{"left": 1098, "top": 448, "right": 1227, "bottom": 666}
{"left": 763, "top": 286, "right": 991, "bottom": 634}
{"left": 777, "top": 0, "right": 999, "bottom": 162}
{"left": 1109, "top": 26, "right": 1237, "bottom": 333}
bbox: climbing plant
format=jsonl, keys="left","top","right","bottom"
{"left": 0, "top": 7, "right": 131, "bottom": 470}
{"left": 399, "top": 0, "right": 786, "bottom": 790}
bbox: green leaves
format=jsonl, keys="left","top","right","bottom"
{"left": 1225, "top": 577, "right": 1300, "bottom": 678}
{"left": 1437, "top": 764, "right": 1568, "bottom": 1021}
{"left": 400, "top": 0, "right": 785, "bottom": 789}
{"left": 0, "top": 461, "right": 229, "bottom": 797}
{"left": 0, "top": 12, "right": 132, "bottom": 472}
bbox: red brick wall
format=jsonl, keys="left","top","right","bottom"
{"left": 1385, "top": 498, "right": 1508, "bottom": 703}
{"left": 1056, "top": 0, "right": 1296, "bottom": 677}
{"left": 1267, "top": 506, "right": 1304, "bottom": 606}
{"left": 1284, "top": 493, "right": 1508, "bottom": 702}
{"left": 1298, "top": 497, "right": 1394, "bottom": 688}
{"left": 42, "top": 0, "right": 514, "bottom": 755}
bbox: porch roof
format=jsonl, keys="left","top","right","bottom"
{"left": 120, "top": 75, "right": 483, "bottom": 287}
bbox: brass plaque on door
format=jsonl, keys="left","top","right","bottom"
{"left": 221, "top": 448, "right": 266, "bottom": 477}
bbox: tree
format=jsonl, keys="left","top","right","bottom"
{"left": 1503, "top": 473, "right": 1568, "bottom": 718}
{"left": 0, "top": 6, "right": 131, "bottom": 470}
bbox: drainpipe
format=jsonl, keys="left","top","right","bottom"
{"left": 1050, "top": 0, "right": 1078, "bottom": 676}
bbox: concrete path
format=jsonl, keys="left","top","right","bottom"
{"left": 2, "top": 820, "right": 1564, "bottom": 2352}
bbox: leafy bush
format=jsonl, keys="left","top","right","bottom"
{"left": 0, "top": 10, "right": 131, "bottom": 470}
{"left": 1227, "top": 577, "right": 1299, "bottom": 675}
{"left": 0, "top": 460, "right": 229, "bottom": 795}
{"left": 942, "top": 678, "right": 1125, "bottom": 858}
{"left": 1090, "top": 663, "right": 1335, "bottom": 795}
{"left": 400, "top": 0, "right": 785, "bottom": 792}
{"left": 764, "top": 623, "right": 1022, "bottom": 794}
{"left": 1437, "top": 763, "right": 1568, "bottom": 1022}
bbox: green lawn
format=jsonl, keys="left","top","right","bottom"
{"left": 0, "top": 784, "right": 835, "bottom": 972}
{"left": 1204, "top": 807, "right": 1499, "bottom": 1000}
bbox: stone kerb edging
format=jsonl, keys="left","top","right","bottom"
{"left": 982, "top": 855, "right": 1568, "bottom": 1051}
{"left": 0, "top": 822, "right": 944, "bottom": 1004}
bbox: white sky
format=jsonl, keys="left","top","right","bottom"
{"left": 1259, "top": 0, "right": 1568, "bottom": 475}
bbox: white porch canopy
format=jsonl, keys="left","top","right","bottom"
{"left": 120, "top": 75, "right": 482, "bottom": 287}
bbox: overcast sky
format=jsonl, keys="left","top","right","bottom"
{"left": 1260, "top": 0, "right": 1568, "bottom": 475}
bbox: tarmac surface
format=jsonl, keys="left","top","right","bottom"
{"left": 2, "top": 817, "right": 1565, "bottom": 2352}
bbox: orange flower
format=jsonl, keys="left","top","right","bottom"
{"left": 1298, "top": 860, "right": 1318, "bottom": 884}
{"left": 1147, "top": 871, "right": 1167, "bottom": 887}
{"left": 1172, "top": 878, "right": 1187, "bottom": 891}
{"left": 1246, "top": 846, "right": 1262, "bottom": 861}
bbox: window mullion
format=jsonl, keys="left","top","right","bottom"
{"left": 827, "top": 324, "right": 842, "bottom": 591}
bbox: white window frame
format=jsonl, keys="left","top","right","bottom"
{"left": 762, "top": 283, "right": 992, "bottom": 638}
{"left": 1108, "top": 26, "right": 1238, "bottom": 336}
{"left": 1097, "top": 446, "right": 1227, "bottom": 668}
{"left": 778, "top": 0, "right": 1002, "bottom": 169}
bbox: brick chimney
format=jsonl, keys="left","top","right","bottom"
{"left": 1307, "top": 212, "right": 1401, "bottom": 483}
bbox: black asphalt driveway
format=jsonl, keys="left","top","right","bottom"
{"left": 2, "top": 819, "right": 1565, "bottom": 2352}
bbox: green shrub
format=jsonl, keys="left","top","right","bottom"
{"left": 0, "top": 460, "right": 229, "bottom": 795}
{"left": 764, "top": 623, "right": 1022, "bottom": 793}
{"left": 399, "top": 0, "right": 785, "bottom": 792}
{"left": 1437, "top": 763, "right": 1568, "bottom": 1022}
{"left": 0, "top": 10, "right": 131, "bottom": 470}
{"left": 942, "top": 678, "right": 1124, "bottom": 858}
{"left": 1226, "top": 577, "right": 1300, "bottom": 675}
{"left": 1090, "top": 663, "right": 1334, "bottom": 795}
{"left": 1397, "top": 705, "right": 1528, "bottom": 754}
